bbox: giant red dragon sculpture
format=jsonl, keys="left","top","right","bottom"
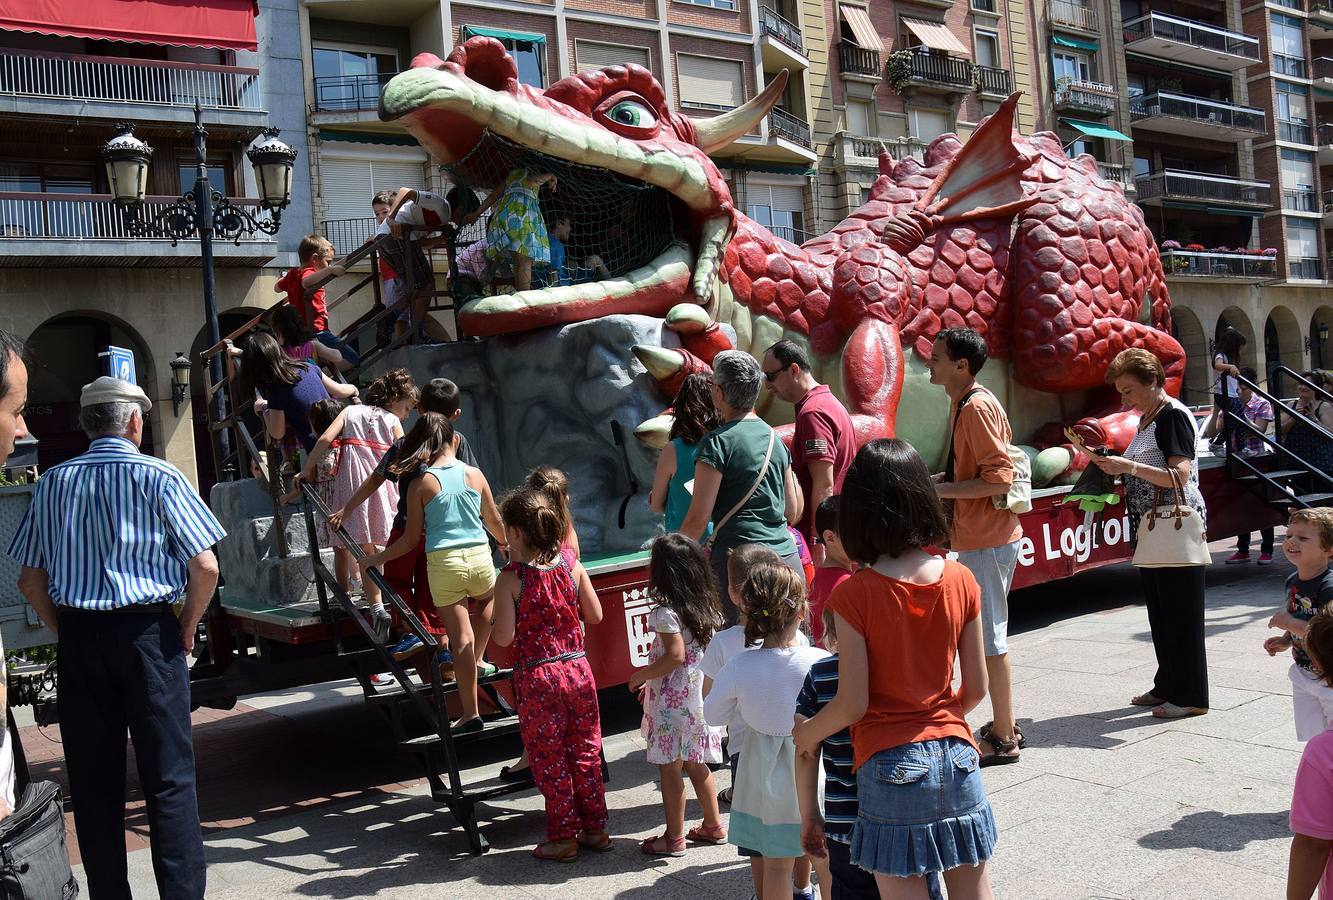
{"left": 380, "top": 38, "right": 1182, "bottom": 471}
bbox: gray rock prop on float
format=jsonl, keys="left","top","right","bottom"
{"left": 211, "top": 477, "right": 334, "bottom": 605}
{"left": 384, "top": 314, "right": 723, "bottom": 556}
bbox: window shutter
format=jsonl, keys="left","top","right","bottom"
{"left": 677, "top": 55, "right": 744, "bottom": 107}
{"left": 320, "top": 158, "right": 375, "bottom": 222}
{"left": 576, "top": 41, "right": 650, "bottom": 72}
{"left": 768, "top": 184, "right": 804, "bottom": 214}
{"left": 846, "top": 100, "right": 871, "bottom": 136}
{"left": 370, "top": 160, "right": 428, "bottom": 197}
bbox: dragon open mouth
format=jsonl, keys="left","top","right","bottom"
{"left": 380, "top": 59, "right": 726, "bottom": 336}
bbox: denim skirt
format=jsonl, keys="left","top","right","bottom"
{"left": 849, "top": 737, "right": 997, "bottom": 877}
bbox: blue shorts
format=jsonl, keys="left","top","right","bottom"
{"left": 956, "top": 541, "right": 1020, "bottom": 656}
{"left": 314, "top": 330, "right": 360, "bottom": 366}
{"left": 850, "top": 738, "right": 996, "bottom": 878}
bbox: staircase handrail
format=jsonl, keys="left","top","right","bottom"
{"left": 1272, "top": 365, "right": 1333, "bottom": 406}
{"left": 1221, "top": 371, "right": 1333, "bottom": 491}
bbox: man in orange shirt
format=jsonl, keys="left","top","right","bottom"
{"left": 929, "top": 327, "right": 1024, "bottom": 766}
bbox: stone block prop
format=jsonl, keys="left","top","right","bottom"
{"left": 379, "top": 314, "right": 728, "bottom": 556}
{"left": 210, "top": 478, "right": 334, "bottom": 606}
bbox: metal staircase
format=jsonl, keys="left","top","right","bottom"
{"left": 1221, "top": 367, "right": 1333, "bottom": 513}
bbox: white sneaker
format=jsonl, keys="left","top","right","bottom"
{"left": 369, "top": 673, "right": 395, "bottom": 687}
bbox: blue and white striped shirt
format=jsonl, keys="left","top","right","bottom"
{"left": 7, "top": 437, "right": 227, "bottom": 610}
{"left": 795, "top": 655, "right": 858, "bottom": 843}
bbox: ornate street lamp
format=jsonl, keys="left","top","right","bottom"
{"left": 170, "top": 352, "right": 191, "bottom": 417}
{"left": 101, "top": 106, "right": 298, "bottom": 478}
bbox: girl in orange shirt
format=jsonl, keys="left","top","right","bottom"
{"left": 794, "top": 438, "right": 996, "bottom": 899}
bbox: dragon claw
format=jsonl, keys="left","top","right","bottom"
{"left": 632, "top": 345, "right": 685, "bottom": 380}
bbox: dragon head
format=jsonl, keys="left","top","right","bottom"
{"left": 380, "top": 37, "right": 787, "bottom": 335}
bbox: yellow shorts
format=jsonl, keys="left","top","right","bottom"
{"left": 426, "top": 545, "right": 496, "bottom": 607}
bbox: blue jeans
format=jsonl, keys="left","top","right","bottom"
{"left": 57, "top": 604, "right": 205, "bottom": 899}
{"left": 315, "top": 330, "right": 360, "bottom": 366}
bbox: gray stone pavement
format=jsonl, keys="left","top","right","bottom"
{"left": 108, "top": 544, "right": 1304, "bottom": 898}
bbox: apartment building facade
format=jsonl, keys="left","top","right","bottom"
{"left": 0, "top": 0, "right": 311, "bottom": 483}
{"left": 301, "top": 0, "right": 829, "bottom": 258}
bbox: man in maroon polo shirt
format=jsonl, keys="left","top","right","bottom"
{"left": 762, "top": 340, "right": 856, "bottom": 554}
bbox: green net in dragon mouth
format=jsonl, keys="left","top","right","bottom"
{"left": 445, "top": 130, "right": 679, "bottom": 282}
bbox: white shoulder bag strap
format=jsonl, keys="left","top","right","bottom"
{"left": 704, "top": 427, "right": 777, "bottom": 549}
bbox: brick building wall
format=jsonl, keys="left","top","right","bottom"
{"left": 450, "top": 5, "right": 560, "bottom": 79}
{"left": 666, "top": 0, "right": 752, "bottom": 36}
{"left": 567, "top": 21, "right": 664, "bottom": 79}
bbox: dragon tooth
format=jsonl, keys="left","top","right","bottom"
{"left": 692, "top": 215, "right": 731, "bottom": 302}
{"left": 665, "top": 303, "right": 712, "bottom": 333}
{"left": 634, "top": 415, "right": 674, "bottom": 449}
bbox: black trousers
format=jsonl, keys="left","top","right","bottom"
{"left": 1236, "top": 528, "right": 1275, "bottom": 554}
{"left": 1140, "top": 566, "right": 1210, "bottom": 709}
{"left": 57, "top": 605, "right": 205, "bottom": 900}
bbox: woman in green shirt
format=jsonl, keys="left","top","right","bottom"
{"left": 679, "top": 350, "right": 804, "bottom": 622}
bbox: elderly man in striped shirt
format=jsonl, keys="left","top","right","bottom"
{"left": 8, "top": 376, "right": 225, "bottom": 900}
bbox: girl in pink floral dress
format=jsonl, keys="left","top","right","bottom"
{"left": 627, "top": 533, "right": 727, "bottom": 856}
{"left": 309, "top": 370, "right": 417, "bottom": 622}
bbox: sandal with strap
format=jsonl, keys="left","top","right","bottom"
{"left": 577, "top": 829, "right": 613, "bottom": 852}
{"left": 532, "top": 839, "right": 579, "bottom": 862}
{"left": 640, "top": 834, "right": 686, "bottom": 857}
{"left": 1131, "top": 692, "right": 1166, "bottom": 707}
{"left": 978, "top": 731, "right": 1020, "bottom": 768}
{"left": 978, "top": 721, "right": 1027, "bottom": 750}
{"left": 686, "top": 822, "right": 727, "bottom": 844}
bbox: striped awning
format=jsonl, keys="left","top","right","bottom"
{"left": 901, "top": 17, "right": 969, "bottom": 56}
{"left": 840, "top": 5, "right": 883, "bottom": 52}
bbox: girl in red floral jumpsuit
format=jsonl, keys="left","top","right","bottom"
{"left": 492, "top": 487, "right": 608, "bottom": 861}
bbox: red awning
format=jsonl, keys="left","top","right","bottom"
{"left": 0, "top": 0, "right": 258, "bottom": 51}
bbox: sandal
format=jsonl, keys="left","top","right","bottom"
{"left": 640, "top": 833, "right": 686, "bottom": 857}
{"left": 1151, "top": 703, "right": 1208, "bottom": 719}
{"left": 532, "top": 839, "right": 579, "bottom": 862}
{"left": 978, "top": 732, "right": 1021, "bottom": 768}
{"left": 1130, "top": 692, "right": 1166, "bottom": 707}
{"left": 978, "top": 721, "right": 1027, "bottom": 750}
{"left": 577, "top": 829, "right": 613, "bottom": 852}
{"left": 717, "top": 786, "right": 733, "bottom": 806}
{"left": 686, "top": 822, "right": 727, "bottom": 844}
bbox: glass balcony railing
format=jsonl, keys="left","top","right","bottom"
{"left": 1315, "top": 57, "right": 1333, "bottom": 79}
{"left": 1129, "top": 91, "right": 1265, "bottom": 134}
{"left": 1282, "top": 187, "right": 1318, "bottom": 211}
{"left": 759, "top": 7, "right": 804, "bottom": 53}
{"left": 1161, "top": 249, "right": 1277, "bottom": 277}
{"left": 1135, "top": 169, "right": 1270, "bottom": 206}
{"left": 1122, "top": 12, "right": 1261, "bottom": 62}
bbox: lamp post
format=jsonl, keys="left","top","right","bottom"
{"left": 101, "top": 106, "right": 297, "bottom": 478}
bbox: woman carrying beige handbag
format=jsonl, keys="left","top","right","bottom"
{"left": 1066, "top": 348, "right": 1210, "bottom": 720}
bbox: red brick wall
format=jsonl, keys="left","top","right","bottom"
{"left": 567, "top": 21, "right": 663, "bottom": 79}
{"left": 667, "top": 0, "right": 751, "bottom": 36}
{"left": 567, "top": 0, "right": 657, "bottom": 21}
{"left": 451, "top": 6, "right": 559, "bottom": 80}
{"left": 668, "top": 34, "right": 759, "bottom": 137}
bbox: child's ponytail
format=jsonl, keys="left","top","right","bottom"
{"left": 499, "top": 489, "right": 565, "bottom": 565}
{"left": 390, "top": 412, "right": 454, "bottom": 477}
{"left": 741, "top": 562, "right": 806, "bottom": 648}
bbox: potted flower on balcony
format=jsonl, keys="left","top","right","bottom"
{"left": 886, "top": 50, "right": 917, "bottom": 94}
{"left": 1160, "top": 239, "right": 1181, "bottom": 251}
{"left": 1185, "top": 243, "right": 1205, "bottom": 252}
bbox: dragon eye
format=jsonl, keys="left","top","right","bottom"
{"left": 606, "top": 99, "right": 657, "bottom": 128}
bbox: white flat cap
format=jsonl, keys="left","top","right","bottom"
{"left": 81, "top": 376, "right": 151, "bottom": 412}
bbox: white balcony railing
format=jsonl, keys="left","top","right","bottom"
{"left": 1122, "top": 12, "right": 1261, "bottom": 62}
{"left": 1055, "top": 80, "right": 1118, "bottom": 114}
{"left": 1096, "top": 161, "right": 1134, "bottom": 188}
{"left": 0, "top": 193, "right": 273, "bottom": 242}
{"left": 0, "top": 50, "right": 263, "bottom": 111}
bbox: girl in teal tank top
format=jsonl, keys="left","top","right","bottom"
{"left": 649, "top": 374, "right": 718, "bottom": 536}
{"left": 365, "top": 413, "right": 505, "bottom": 734}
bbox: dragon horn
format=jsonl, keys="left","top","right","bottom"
{"left": 691, "top": 70, "right": 789, "bottom": 154}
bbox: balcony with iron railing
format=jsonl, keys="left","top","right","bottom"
{"left": 1121, "top": 12, "right": 1261, "bottom": 71}
{"left": 768, "top": 106, "right": 812, "bottom": 147}
{"left": 1128, "top": 91, "right": 1265, "bottom": 141}
{"left": 974, "top": 65, "right": 1011, "bottom": 96}
{"left": 758, "top": 7, "right": 805, "bottom": 55}
{"left": 0, "top": 49, "right": 264, "bottom": 124}
{"left": 1161, "top": 249, "right": 1277, "bottom": 280}
{"left": 1289, "top": 257, "right": 1323, "bottom": 280}
{"left": 0, "top": 192, "right": 276, "bottom": 264}
{"left": 1283, "top": 187, "right": 1319, "bottom": 212}
{"left": 838, "top": 41, "right": 881, "bottom": 78}
{"left": 1051, "top": 0, "right": 1099, "bottom": 32}
{"left": 313, "top": 72, "right": 396, "bottom": 112}
{"left": 888, "top": 50, "right": 973, "bottom": 94}
{"left": 1054, "top": 80, "right": 1117, "bottom": 118}
{"left": 1135, "top": 169, "right": 1271, "bottom": 207}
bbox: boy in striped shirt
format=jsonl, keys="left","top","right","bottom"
{"left": 795, "top": 607, "right": 943, "bottom": 900}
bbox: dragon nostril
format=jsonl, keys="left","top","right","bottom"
{"left": 452, "top": 36, "right": 519, "bottom": 92}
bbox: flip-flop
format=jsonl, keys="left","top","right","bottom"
{"left": 1151, "top": 703, "right": 1208, "bottom": 719}
{"left": 532, "top": 839, "right": 579, "bottom": 862}
{"left": 577, "top": 830, "right": 613, "bottom": 852}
